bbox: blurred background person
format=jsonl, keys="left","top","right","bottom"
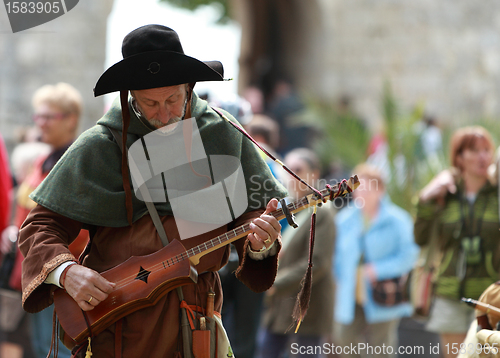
{"left": 257, "top": 148, "right": 336, "bottom": 358}
{"left": 415, "top": 126, "right": 499, "bottom": 358}
{"left": 334, "top": 163, "right": 418, "bottom": 358}
{"left": 0, "top": 83, "right": 88, "bottom": 358}
{"left": 216, "top": 94, "right": 266, "bottom": 358}
{"left": 245, "top": 114, "right": 281, "bottom": 178}
{"left": 267, "top": 78, "right": 312, "bottom": 156}
{"left": 243, "top": 86, "right": 265, "bottom": 115}
{"left": 0, "top": 140, "right": 50, "bottom": 358}
{"left": 414, "top": 114, "right": 443, "bottom": 161}
{"left": 0, "top": 132, "right": 12, "bottom": 249}
{"left": 209, "top": 92, "right": 253, "bottom": 126}
{"left": 0, "top": 134, "right": 51, "bottom": 358}
{"left": 0, "top": 131, "right": 16, "bottom": 355}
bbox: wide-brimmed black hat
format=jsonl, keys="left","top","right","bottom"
{"left": 94, "top": 24, "right": 224, "bottom": 96}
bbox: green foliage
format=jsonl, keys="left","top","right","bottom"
{"left": 295, "top": 97, "right": 370, "bottom": 175}
{"left": 297, "top": 83, "right": 449, "bottom": 215}
{"left": 381, "top": 82, "right": 447, "bottom": 214}
{"left": 294, "top": 82, "right": 500, "bottom": 215}
{"left": 464, "top": 117, "right": 500, "bottom": 148}
{"left": 159, "top": 0, "right": 231, "bottom": 23}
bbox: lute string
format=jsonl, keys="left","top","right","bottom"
{"left": 105, "top": 182, "right": 350, "bottom": 289}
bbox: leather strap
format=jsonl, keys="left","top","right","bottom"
{"left": 115, "top": 319, "right": 123, "bottom": 358}
{"left": 119, "top": 91, "right": 134, "bottom": 226}
{"left": 108, "top": 127, "right": 170, "bottom": 247}
{"left": 108, "top": 126, "right": 193, "bottom": 358}
{"left": 212, "top": 106, "right": 324, "bottom": 201}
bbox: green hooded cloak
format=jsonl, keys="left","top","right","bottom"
{"left": 30, "top": 93, "right": 287, "bottom": 228}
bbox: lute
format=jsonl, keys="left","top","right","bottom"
{"left": 54, "top": 175, "right": 359, "bottom": 345}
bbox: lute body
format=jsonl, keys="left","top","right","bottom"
{"left": 54, "top": 239, "right": 197, "bottom": 344}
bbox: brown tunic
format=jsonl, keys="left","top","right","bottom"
{"left": 19, "top": 205, "right": 280, "bottom": 357}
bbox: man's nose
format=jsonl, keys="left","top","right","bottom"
{"left": 157, "top": 105, "right": 171, "bottom": 123}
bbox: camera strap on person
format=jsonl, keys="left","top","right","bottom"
{"left": 456, "top": 189, "right": 489, "bottom": 300}
{"left": 458, "top": 190, "right": 488, "bottom": 264}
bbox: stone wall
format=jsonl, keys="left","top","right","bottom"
{"left": 236, "top": 0, "right": 500, "bottom": 129}
{"left": 0, "top": 0, "right": 114, "bottom": 149}
{"left": 3, "top": 0, "right": 499, "bottom": 145}
{"left": 311, "top": 0, "right": 500, "bottom": 127}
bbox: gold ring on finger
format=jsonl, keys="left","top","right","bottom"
{"left": 88, "top": 296, "right": 93, "bottom": 304}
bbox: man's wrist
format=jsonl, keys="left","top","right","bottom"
{"left": 247, "top": 242, "right": 277, "bottom": 260}
{"left": 44, "top": 261, "right": 77, "bottom": 288}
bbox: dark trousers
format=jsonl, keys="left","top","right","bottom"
{"left": 220, "top": 270, "right": 264, "bottom": 358}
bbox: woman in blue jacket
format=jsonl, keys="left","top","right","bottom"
{"left": 334, "top": 163, "right": 419, "bottom": 358}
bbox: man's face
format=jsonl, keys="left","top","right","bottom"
{"left": 132, "top": 84, "right": 188, "bottom": 129}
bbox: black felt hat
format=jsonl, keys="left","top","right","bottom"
{"left": 94, "top": 24, "right": 224, "bottom": 96}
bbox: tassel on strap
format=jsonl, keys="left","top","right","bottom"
{"left": 290, "top": 204, "right": 318, "bottom": 333}
{"left": 85, "top": 337, "right": 92, "bottom": 358}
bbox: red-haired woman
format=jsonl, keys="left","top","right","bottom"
{"left": 415, "top": 126, "right": 499, "bottom": 358}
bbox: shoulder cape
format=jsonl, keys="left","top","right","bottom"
{"left": 30, "top": 93, "right": 287, "bottom": 228}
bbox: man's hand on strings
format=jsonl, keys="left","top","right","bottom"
{"left": 248, "top": 198, "right": 281, "bottom": 252}
{"left": 63, "top": 264, "right": 116, "bottom": 311}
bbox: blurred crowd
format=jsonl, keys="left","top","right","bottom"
{"left": 1, "top": 79, "right": 500, "bottom": 358}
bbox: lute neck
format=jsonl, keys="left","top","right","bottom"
{"left": 188, "top": 176, "right": 359, "bottom": 265}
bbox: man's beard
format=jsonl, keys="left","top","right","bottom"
{"left": 148, "top": 115, "right": 182, "bottom": 129}
{"left": 145, "top": 94, "right": 188, "bottom": 132}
